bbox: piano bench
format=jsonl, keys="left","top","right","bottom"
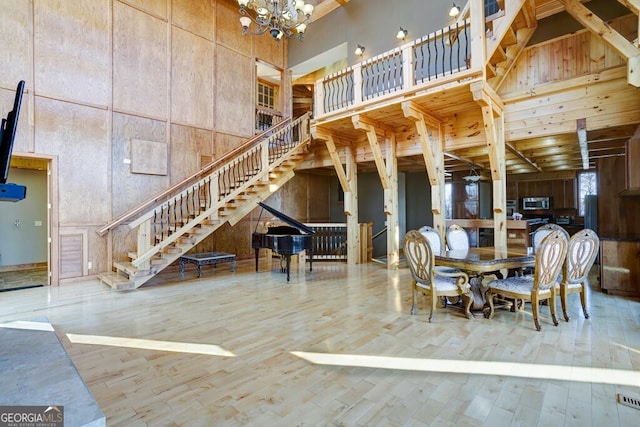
{"left": 179, "top": 252, "right": 236, "bottom": 278}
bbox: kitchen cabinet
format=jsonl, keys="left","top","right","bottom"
{"left": 553, "top": 179, "right": 576, "bottom": 209}
{"left": 621, "top": 137, "right": 640, "bottom": 195}
{"left": 600, "top": 238, "right": 640, "bottom": 297}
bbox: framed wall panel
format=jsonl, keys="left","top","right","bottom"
{"left": 216, "top": 46, "right": 253, "bottom": 137}
{"left": 111, "top": 112, "right": 169, "bottom": 216}
{"left": 119, "top": 0, "right": 168, "bottom": 20}
{"left": 131, "top": 138, "right": 168, "bottom": 176}
{"left": 171, "top": 27, "right": 214, "bottom": 129}
{"left": 113, "top": 1, "right": 168, "bottom": 120}
{"left": 0, "top": 1, "right": 31, "bottom": 90}
{"left": 215, "top": 0, "right": 252, "bottom": 56}
{"left": 172, "top": 0, "right": 214, "bottom": 41}
{"left": 34, "top": 0, "right": 109, "bottom": 106}
{"left": 213, "top": 132, "right": 244, "bottom": 159}
{"left": 170, "top": 124, "right": 213, "bottom": 184}
{"left": 34, "top": 97, "right": 110, "bottom": 224}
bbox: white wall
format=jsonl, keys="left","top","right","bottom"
{"left": 0, "top": 168, "right": 48, "bottom": 266}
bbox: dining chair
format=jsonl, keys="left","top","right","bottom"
{"left": 559, "top": 228, "right": 599, "bottom": 321}
{"left": 418, "top": 225, "right": 443, "bottom": 253}
{"left": 532, "top": 223, "right": 569, "bottom": 253}
{"left": 485, "top": 230, "right": 568, "bottom": 331}
{"left": 446, "top": 224, "right": 470, "bottom": 250}
{"left": 521, "top": 223, "right": 570, "bottom": 277}
{"left": 404, "top": 230, "right": 472, "bottom": 322}
{"left": 418, "top": 225, "right": 460, "bottom": 275}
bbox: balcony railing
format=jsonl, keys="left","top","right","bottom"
{"left": 316, "top": 19, "right": 472, "bottom": 118}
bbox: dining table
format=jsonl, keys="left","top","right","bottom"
{"left": 435, "top": 246, "right": 535, "bottom": 314}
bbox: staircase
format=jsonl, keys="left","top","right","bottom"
{"left": 483, "top": 0, "right": 537, "bottom": 90}
{"left": 97, "top": 114, "right": 311, "bottom": 290}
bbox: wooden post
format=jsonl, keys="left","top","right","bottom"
{"left": 345, "top": 144, "right": 360, "bottom": 265}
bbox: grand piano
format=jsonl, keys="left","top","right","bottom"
{"left": 252, "top": 202, "right": 314, "bottom": 281}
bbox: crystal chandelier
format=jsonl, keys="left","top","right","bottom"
{"left": 237, "top": 0, "right": 315, "bottom": 42}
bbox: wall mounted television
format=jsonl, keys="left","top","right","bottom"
{"left": 0, "top": 80, "right": 26, "bottom": 202}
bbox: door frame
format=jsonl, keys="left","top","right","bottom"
{"left": 11, "top": 153, "right": 58, "bottom": 286}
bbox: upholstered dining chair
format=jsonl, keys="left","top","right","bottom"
{"left": 522, "top": 223, "right": 569, "bottom": 276}
{"left": 532, "top": 223, "right": 569, "bottom": 253}
{"left": 485, "top": 230, "right": 568, "bottom": 331}
{"left": 446, "top": 224, "right": 470, "bottom": 251}
{"left": 559, "top": 228, "right": 599, "bottom": 321}
{"left": 418, "top": 225, "right": 458, "bottom": 275}
{"left": 404, "top": 230, "right": 472, "bottom": 322}
{"left": 418, "top": 225, "right": 443, "bottom": 253}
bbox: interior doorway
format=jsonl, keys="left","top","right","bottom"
{"left": 0, "top": 155, "right": 53, "bottom": 290}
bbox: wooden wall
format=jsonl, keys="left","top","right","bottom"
{"left": 0, "top": 0, "right": 301, "bottom": 284}
{"left": 499, "top": 14, "right": 637, "bottom": 95}
{"left": 597, "top": 156, "right": 640, "bottom": 239}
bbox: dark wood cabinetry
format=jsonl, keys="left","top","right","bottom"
{"left": 508, "top": 177, "right": 577, "bottom": 211}
{"left": 552, "top": 179, "right": 575, "bottom": 209}
{"left": 600, "top": 239, "right": 640, "bottom": 297}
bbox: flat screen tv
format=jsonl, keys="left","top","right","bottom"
{"left": 0, "top": 80, "right": 26, "bottom": 202}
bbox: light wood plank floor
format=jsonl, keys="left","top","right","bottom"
{"left": 0, "top": 260, "right": 639, "bottom": 426}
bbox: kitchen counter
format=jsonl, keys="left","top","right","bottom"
{"left": 446, "top": 219, "right": 530, "bottom": 247}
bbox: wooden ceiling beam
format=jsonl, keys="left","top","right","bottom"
{"left": 617, "top": 0, "right": 640, "bottom": 13}
{"left": 311, "top": 0, "right": 350, "bottom": 22}
{"left": 352, "top": 115, "right": 391, "bottom": 189}
{"left": 558, "top": 0, "right": 640, "bottom": 86}
{"left": 401, "top": 101, "right": 445, "bottom": 188}
{"left": 505, "top": 142, "right": 543, "bottom": 172}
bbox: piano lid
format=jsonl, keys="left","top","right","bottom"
{"left": 257, "top": 202, "right": 315, "bottom": 235}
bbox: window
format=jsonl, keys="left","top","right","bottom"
{"left": 257, "top": 81, "right": 276, "bottom": 109}
{"left": 256, "top": 79, "right": 279, "bottom": 131}
{"left": 445, "top": 183, "right": 452, "bottom": 219}
{"left": 578, "top": 171, "right": 597, "bottom": 216}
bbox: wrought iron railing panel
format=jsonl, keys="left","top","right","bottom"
{"left": 322, "top": 68, "right": 355, "bottom": 113}
{"left": 414, "top": 20, "right": 470, "bottom": 84}
{"left": 318, "top": 21, "right": 472, "bottom": 116}
{"left": 362, "top": 48, "right": 404, "bottom": 100}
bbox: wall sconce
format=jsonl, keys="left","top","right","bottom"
{"left": 449, "top": 3, "right": 460, "bottom": 17}
{"left": 354, "top": 44, "right": 365, "bottom": 56}
{"left": 396, "top": 27, "right": 408, "bottom": 41}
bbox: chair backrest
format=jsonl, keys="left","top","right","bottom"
{"left": 533, "top": 224, "right": 570, "bottom": 253}
{"left": 534, "top": 229, "right": 568, "bottom": 290}
{"left": 564, "top": 228, "right": 600, "bottom": 283}
{"left": 418, "top": 225, "right": 442, "bottom": 254}
{"left": 446, "top": 224, "right": 470, "bottom": 251}
{"left": 404, "top": 230, "right": 435, "bottom": 286}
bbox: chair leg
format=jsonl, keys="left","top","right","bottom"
{"left": 411, "top": 280, "right": 418, "bottom": 315}
{"left": 531, "top": 293, "right": 541, "bottom": 331}
{"left": 579, "top": 283, "right": 590, "bottom": 318}
{"left": 549, "top": 289, "right": 558, "bottom": 326}
{"left": 429, "top": 291, "right": 437, "bottom": 323}
{"left": 560, "top": 284, "right": 570, "bottom": 322}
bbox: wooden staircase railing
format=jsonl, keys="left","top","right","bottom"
{"left": 98, "top": 113, "right": 311, "bottom": 290}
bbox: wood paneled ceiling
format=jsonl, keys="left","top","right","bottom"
{"left": 300, "top": 1, "right": 639, "bottom": 178}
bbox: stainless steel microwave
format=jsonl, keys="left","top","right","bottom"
{"left": 522, "top": 197, "right": 550, "bottom": 210}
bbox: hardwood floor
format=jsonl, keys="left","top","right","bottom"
{"left": 0, "top": 260, "right": 639, "bottom": 426}
{"left": 0, "top": 267, "right": 47, "bottom": 291}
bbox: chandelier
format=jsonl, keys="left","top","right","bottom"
{"left": 237, "top": 0, "right": 315, "bottom": 42}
